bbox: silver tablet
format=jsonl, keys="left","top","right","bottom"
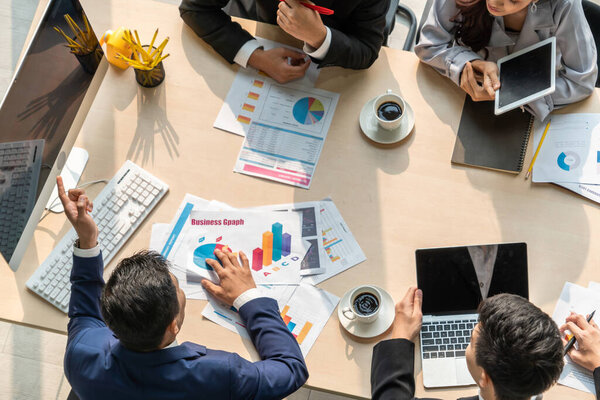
{"left": 495, "top": 36, "right": 556, "bottom": 115}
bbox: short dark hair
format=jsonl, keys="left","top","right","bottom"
{"left": 101, "top": 250, "right": 179, "bottom": 352}
{"left": 475, "top": 294, "right": 564, "bottom": 400}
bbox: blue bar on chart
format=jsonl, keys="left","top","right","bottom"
{"left": 272, "top": 222, "right": 282, "bottom": 261}
{"left": 282, "top": 233, "right": 291, "bottom": 256}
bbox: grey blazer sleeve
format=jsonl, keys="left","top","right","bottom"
{"left": 179, "top": 0, "right": 255, "bottom": 64}
{"left": 414, "top": 0, "right": 482, "bottom": 85}
{"left": 526, "top": 0, "right": 597, "bottom": 120}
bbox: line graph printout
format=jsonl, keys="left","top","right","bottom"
{"left": 302, "top": 199, "right": 366, "bottom": 285}
{"left": 202, "top": 283, "right": 339, "bottom": 357}
{"left": 174, "top": 210, "right": 308, "bottom": 284}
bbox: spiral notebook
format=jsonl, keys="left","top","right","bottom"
{"left": 451, "top": 97, "right": 534, "bottom": 173}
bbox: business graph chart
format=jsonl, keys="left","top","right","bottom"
{"left": 293, "top": 97, "right": 325, "bottom": 125}
{"left": 192, "top": 243, "right": 231, "bottom": 270}
{"left": 252, "top": 222, "right": 293, "bottom": 275}
{"left": 557, "top": 151, "right": 581, "bottom": 171}
{"left": 281, "top": 305, "right": 313, "bottom": 345}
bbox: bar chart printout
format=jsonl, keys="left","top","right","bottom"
{"left": 277, "top": 284, "right": 340, "bottom": 356}
{"left": 252, "top": 223, "right": 293, "bottom": 272}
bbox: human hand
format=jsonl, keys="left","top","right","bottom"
{"left": 460, "top": 61, "right": 499, "bottom": 102}
{"left": 390, "top": 286, "right": 423, "bottom": 342}
{"left": 56, "top": 176, "right": 97, "bottom": 249}
{"left": 560, "top": 312, "right": 600, "bottom": 371}
{"left": 277, "top": 0, "right": 327, "bottom": 49}
{"left": 201, "top": 250, "right": 257, "bottom": 306}
{"left": 248, "top": 48, "right": 310, "bottom": 84}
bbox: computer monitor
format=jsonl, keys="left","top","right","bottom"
{"left": 0, "top": 0, "right": 107, "bottom": 270}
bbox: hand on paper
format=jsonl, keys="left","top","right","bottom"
{"left": 202, "top": 250, "right": 257, "bottom": 306}
{"left": 57, "top": 176, "right": 98, "bottom": 249}
{"left": 460, "top": 61, "right": 500, "bottom": 102}
{"left": 248, "top": 47, "right": 310, "bottom": 84}
{"left": 277, "top": 0, "right": 327, "bottom": 49}
{"left": 390, "top": 286, "right": 423, "bottom": 342}
{"left": 560, "top": 312, "right": 600, "bottom": 371}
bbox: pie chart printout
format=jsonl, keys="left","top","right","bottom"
{"left": 293, "top": 97, "right": 325, "bottom": 125}
{"left": 193, "top": 243, "right": 231, "bottom": 270}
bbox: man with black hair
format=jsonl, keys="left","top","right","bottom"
{"left": 58, "top": 176, "right": 308, "bottom": 400}
{"left": 370, "top": 287, "right": 600, "bottom": 400}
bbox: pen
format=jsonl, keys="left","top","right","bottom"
{"left": 564, "top": 310, "right": 596, "bottom": 356}
{"left": 278, "top": 0, "right": 334, "bottom": 15}
{"left": 525, "top": 119, "right": 551, "bottom": 180}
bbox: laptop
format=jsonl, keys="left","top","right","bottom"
{"left": 415, "top": 243, "right": 528, "bottom": 388}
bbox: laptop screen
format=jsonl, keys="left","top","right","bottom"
{"left": 416, "top": 243, "right": 528, "bottom": 315}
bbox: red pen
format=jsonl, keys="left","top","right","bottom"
{"left": 278, "top": 0, "right": 334, "bottom": 15}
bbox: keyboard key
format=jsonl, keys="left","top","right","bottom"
{"left": 422, "top": 332, "right": 432, "bottom": 338}
{"left": 444, "top": 324, "right": 450, "bottom": 330}
{"left": 462, "top": 343, "right": 469, "bottom": 350}
{"left": 448, "top": 331, "right": 455, "bottom": 337}
{"left": 467, "top": 323, "right": 474, "bottom": 329}
{"left": 451, "top": 338, "right": 457, "bottom": 344}
{"left": 433, "top": 332, "right": 440, "bottom": 338}
{"left": 443, "top": 338, "right": 449, "bottom": 344}
{"left": 451, "top": 324, "right": 458, "bottom": 330}
{"left": 435, "top": 339, "right": 442, "bottom": 345}
{"left": 423, "top": 346, "right": 438, "bottom": 352}
{"left": 458, "top": 337, "right": 465, "bottom": 343}
{"left": 441, "top": 332, "right": 447, "bottom": 338}
{"left": 423, "top": 353, "right": 430, "bottom": 359}
{"left": 421, "top": 326, "right": 429, "bottom": 332}
{"left": 463, "top": 330, "right": 470, "bottom": 336}
{"left": 445, "top": 351, "right": 454, "bottom": 357}
{"left": 438, "top": 352, "right": 446, "bottom": 358}
{"left": 455, "top": 350, "right": 466, "bottom": 357}
{"left": 459, "top": 323, "right": 466, "bottom": 329}
{"left": 439, "top": 345, "right": 447, "bottom": 351}
{"left": 436, "top": 325, "right": 443, "bottom": 331}
{"left": 423, "top": 339, "right": 434, "bottom": 345}
{"left": 430, "top": 352, "right": 438, "bottom": 359}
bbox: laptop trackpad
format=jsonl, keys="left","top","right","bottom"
{"left": 455, "top": 357, "right": 476, "bottom": 385}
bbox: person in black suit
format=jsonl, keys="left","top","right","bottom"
{"left": 179, "top": 0, "right": 388, "bottom": 83}
{"left": 370, "top": 288, "right": 595, "bottom": 400}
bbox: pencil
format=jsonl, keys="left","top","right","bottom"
{"left": 525, "top": 120, "right": 551, "bottom": 180}
{"left": 564, "top": 310, "right": 596, "bottom": 355}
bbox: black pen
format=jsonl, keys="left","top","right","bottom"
{"left": 564, "top": 310, "right": 596, "bottom": 356}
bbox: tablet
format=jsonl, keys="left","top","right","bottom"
{"left": 495, "top": 37, "right": 556, "bottom": 115}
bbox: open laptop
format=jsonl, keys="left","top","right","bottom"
{"left": 415, "top": 243, "right": 528, "bottom": 388}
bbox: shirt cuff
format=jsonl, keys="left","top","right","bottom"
{"left": 233, "top": 287, "right": 263, "bottom": 310}
{"left": 448, "top": 50, "right": 483, "bottom": 86}
{"left": 303, "top": 27, "right": 331, "bottom": 60}
{"left": 234, "top": 40, "right": 263, "bottom": 68}
{"left": 73, "top": 244, "right": 101, "bottom": 258}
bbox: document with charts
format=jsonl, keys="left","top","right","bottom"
{"left": 302, "top": 199, "right": 366, "bottom": 285}
{"left": 233, "top": 83, "right": 339, "bottom": 188}
{"left": 533, "top": 114, "right": 600, "bottom": 184}
{"left": 552, "top": 282, "right": 600, "bottom": 394}
{"left": 202, "top": 283, "right": 339, "bottom": 357}
{"left": 174, "top": 210, "right": 309, "bottom": 285}
{"left": 214, "top": 37, "right": 320, "bottom": 137}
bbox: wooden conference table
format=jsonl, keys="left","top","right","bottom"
{"left": 1, "top": 0, "right": 599, "bottom": 398}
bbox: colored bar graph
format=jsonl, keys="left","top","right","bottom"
{"left": 296, "top": 322, "right": 313, "bottom": 344}
{"left": 282, "top": 233, "right": 291, "bottom": 256}
{"left": 272, "top": 222, "right": 282, "bottom": 261}
{"left": 283, "top": 315, "right": 292, "bottom": 325}
{"left": 253, "top": 79, "right": 264, "bottom": 88}
{"left": 252, "top": 248, "right": 263, "bottom": 271}
{"left": 287, "top": 322, "right": 297, "bottom": 331}
{"left": 262, "top": 231, "right": 273, "bottom": 266}
{"left": 281, "top": 305, "right": 290, "bottom": 318}
{"left": 242, "top": 103, "right": 255, "bottom": 112}
{"left": 237, "top": 115, "right": 251, "bottom": 124}
{"left": 248, "top": 91, "right": 260, "bottom": 100}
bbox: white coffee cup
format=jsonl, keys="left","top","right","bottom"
{"left": 342, "top": 285, "right": 382, "bottom": 324}
{"left": 373, "top": 89, "right": 405, "bottom": 131}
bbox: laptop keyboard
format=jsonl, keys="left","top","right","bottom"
{"left": 420, "top": 318, "right": 477, "bottom": 359}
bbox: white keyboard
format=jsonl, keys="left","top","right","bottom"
{"left": 26, "top": 160, "right": 169, "bottom": 313}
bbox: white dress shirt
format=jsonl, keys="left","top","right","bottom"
{"left": 467, "top": 245, "right": 498, "bottom": 300}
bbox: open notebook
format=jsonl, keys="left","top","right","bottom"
{"left": 452, "top": 97, "right": 534, "bottom": 173}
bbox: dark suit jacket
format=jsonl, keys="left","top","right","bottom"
{"left": 179, "top": 0, "right": 388, "bottom": 69}
{"left": 65, "top": 252, "right": 308, "bottom": 400}
{"left": 372, "top": 339, "right": 600, "bottom": 400}
{"left": 419, "top": 245, "right": 528, "bottom": 315}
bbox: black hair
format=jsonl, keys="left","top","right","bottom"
{"left": 476, "top": 294, "right": 564, "bottom": 400}
{"left": 101, "top": 250, "right": 180, "bottom": 352}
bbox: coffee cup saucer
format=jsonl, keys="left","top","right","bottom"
{"left": 359, "top": 97, "right": 415, "bottom": 144}
{"left": 337, "top": 285, "right": 395, "bottom": 339}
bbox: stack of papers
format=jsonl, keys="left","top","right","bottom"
{"left": 532, "top": 114, "right": 600, "bottom": 203}
{"left": 150, "top": 194, "right": 366, "bottom": 356}
{"left": 213, "top": 38, "right": 340, "bottom": 189}
{"left": 552, "top": 281, "right": 600, "bottom": 394}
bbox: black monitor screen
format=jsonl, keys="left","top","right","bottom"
{"left": 0, "top": 0, "right": 103, "bottom": 260}
{"left": 416, "top": 243, "right": 528, "bottom": 315}
{"left": 498, "top": 42, "right": 553, "bottom": 108}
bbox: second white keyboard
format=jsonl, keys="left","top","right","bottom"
{"left": 26, "top": 160, "right": 169, "bottom": 313}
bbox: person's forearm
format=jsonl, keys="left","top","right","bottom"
{"left": 594, "top": 367, "right": 600, "bottom": 400}
{"left": 239, "top": 298, "right": 308, "bottom": 392}
{"left": 371, "top": 339, "right": 417, "bottom": 400}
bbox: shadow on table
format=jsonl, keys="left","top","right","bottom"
{"left": 127, "top": 84, "right": 180, "bottom": 166}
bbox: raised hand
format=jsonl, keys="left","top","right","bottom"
{"left": 56, "top": 176, "right": 98, "bottom": 249}
{"left": 391, "top": 287, "right": 423, "bottom": 342}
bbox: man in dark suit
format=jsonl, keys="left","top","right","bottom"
{"left": 58, "top": 177, "right": 308, "bottom": 400}
{"left": 179, "top": 0, "right": 389, "bottom": 83}
{"left": 370, "top": 287, "right": 599, "bottom": 400}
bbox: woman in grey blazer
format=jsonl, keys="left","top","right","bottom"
{"left": 415, "top": 0, "right": 597, "bottom": 120}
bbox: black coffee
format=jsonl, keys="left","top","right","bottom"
{"left": 377, "top": 102, "right": 403, "bottom": 121}
{"left": 353, "top": 292, "right": 380, "bottom": 316}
